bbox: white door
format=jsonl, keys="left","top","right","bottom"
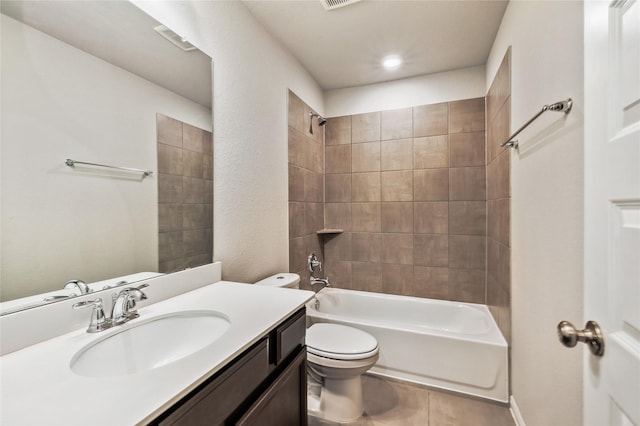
{"left": 584, "top": 1, "right": 640, "bottom": 425}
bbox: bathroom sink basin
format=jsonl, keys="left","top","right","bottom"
{"left": 70, "top": 310, "right": 230, "bottom": 377}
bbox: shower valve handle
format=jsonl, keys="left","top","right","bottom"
{"left": 308, "top": 253, "right": 322, "bottom": 274}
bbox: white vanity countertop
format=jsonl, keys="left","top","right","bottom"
{"left": 0, "top": 281, "right": 314, "bottom": 425}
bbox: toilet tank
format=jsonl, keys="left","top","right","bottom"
{"left": 254, "top": 273, "right": 300, "bottom": 289}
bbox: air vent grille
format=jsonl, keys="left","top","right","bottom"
{"left": 320, "top": 0, "right": 362, "bottom": 11}
{"left": 153, "top": 25, "right": 196, "bottom": 52}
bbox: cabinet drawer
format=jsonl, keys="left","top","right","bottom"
{"left": 270, "top": 307, "right": 306, "bottom": 365}
{"left": 158, "top": 338, "right": 269, "bottom": 426}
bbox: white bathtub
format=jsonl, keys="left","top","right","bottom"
{"left": 306, "top": 288, "right": 508, "bottom": 403}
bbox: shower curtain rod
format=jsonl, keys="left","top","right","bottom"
{"left": 500, "top": 98, "right": 572, "bottom": 149}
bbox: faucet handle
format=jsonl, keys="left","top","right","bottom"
{"left": 73, "top": 298, "right": 111, "bottom": 333}
{"left": 102, "top": 280, "right": 127, "bottom": 290}
{"left": 72, "top": 298, "right": 102, "bottom": 310}
{"left": 308, "top": 253, "right": 323, "bottom": 274}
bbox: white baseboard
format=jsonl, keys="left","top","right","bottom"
{"left": 510, "top": 395, "right": 526, "bottom": 426}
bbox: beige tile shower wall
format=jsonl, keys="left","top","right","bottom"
{"left": 323, "top": 99, "right": 487, "bottom": 303}
{"left": 288, "top": 91, "right": 325, "bottom": 290}
{"left": 486, "top": 49, "right": 511, "bottom": 344}
{"left": 157, "top": 114, "right": 213, "bottom": 273}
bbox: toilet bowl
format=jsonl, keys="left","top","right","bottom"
{"left": 306, "top": 323, "right": 379, "bottom": 422}
{"left": 254, "top": 273, "right": 380, "bottom": 423}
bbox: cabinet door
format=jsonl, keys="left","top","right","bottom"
{"left": 236, "top": 347, "right": 307, "bottom": 426}
{"left": 157, "top": 339, "right": 269, "bottom": 426}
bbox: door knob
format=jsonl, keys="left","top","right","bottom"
{"left": 557, "top": 320, "right": 605, "bottom": 357}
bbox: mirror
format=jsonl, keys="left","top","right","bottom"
{"left": 0, "top": 0, "right": 213, "bottom": 313}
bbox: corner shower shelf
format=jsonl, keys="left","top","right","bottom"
{"left": 316, "top": 229, "right": 343, "bottom": 235}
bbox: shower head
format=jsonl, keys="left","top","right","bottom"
{"left": 309, "top": 112, "right": 327, "bottom": 134}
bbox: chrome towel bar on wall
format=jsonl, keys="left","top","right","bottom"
{"left": 500, "top": 98, "right": 573, "bottom": 149}
{"left": 65, "top": 159, "right": 153, "bottom": 178}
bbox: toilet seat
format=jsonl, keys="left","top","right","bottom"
{"left": 307, "top": 323, "right": 379, "bottom": 361}
{"left": 306, "top": 323, "right": 379, "bottom": 423}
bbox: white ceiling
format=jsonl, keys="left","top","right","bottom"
{"left": 2, "top": 1, "right": 508, "bottom": 101}
{"left": 1, "top": 0, "right": 212, "bottom": 108}
{"left": 242, "top": 0, "right": 508, "bottom": 91}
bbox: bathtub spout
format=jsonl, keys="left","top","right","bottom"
{"left": 310, "top": 276, "right": 330, "bottom": 291}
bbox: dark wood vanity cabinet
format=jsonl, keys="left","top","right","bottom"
{"left": 153, "top": 308, "right": 307, "bottom": 426}
{"left": 236, "top": 347, "right": 306, "bottom": 426}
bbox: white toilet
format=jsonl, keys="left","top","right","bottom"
{"left": 306, "top": 323, "right": 379, "bottom": 422}
{"left": 255, "top": 273, "right": 379, "bottom": 423}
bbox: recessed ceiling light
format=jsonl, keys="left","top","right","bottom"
{"left": 382, "top": 55, "right": 402, "bottom": 70}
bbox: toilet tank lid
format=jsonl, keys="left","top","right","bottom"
{"left": 254, "top": 273, "right": 300, "bottom": 288}
{"left": 307, "top": 323, "right": 378, "bottom": 355}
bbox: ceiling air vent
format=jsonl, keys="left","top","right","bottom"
{"left": 153, "top": 25, "right": 196, "bottom": 52}
{"left": 320, "top": 0, "right": 362, "bottom": 11}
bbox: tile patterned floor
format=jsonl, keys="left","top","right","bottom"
{"left": 309, "top": 375, "right": 515, "bottom": 426}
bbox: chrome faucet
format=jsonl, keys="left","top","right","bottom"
{"left": 111, "top": 285, "right": 148, "bottom": 325}
{"left": 73, "top": 284, "right": 149, "bottom": 332}
{"left": 308, "top": 253, "right": 330, "bottom": 291}
{"left": 64, "top": 279, "right": 92, "bottom": 295}
{"left": 310, "top": 276, "right": 330, "bottom": 290}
